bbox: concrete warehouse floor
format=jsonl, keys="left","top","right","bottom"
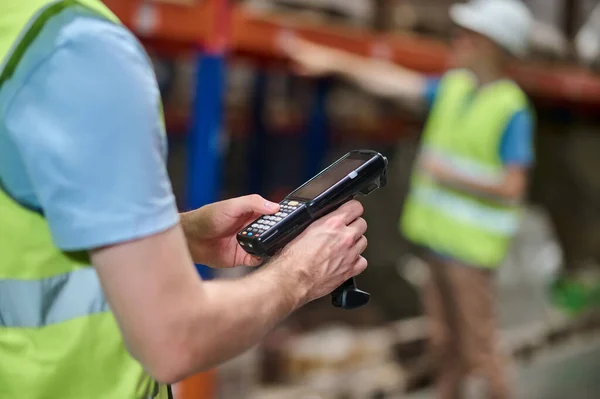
{"left": 405, "top": 269, "right": 600, "bottom": 399}
{"left": 405, "top": 337, "right": 600, "bottom": 399}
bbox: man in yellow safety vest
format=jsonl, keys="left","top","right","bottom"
{"left": 284, "top": 1, "right": 535, "bottom": 398}
{"left": 0, "top": 1, "right": 370, "bottom": 398}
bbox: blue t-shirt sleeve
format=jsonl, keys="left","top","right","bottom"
{"left": 424, "top": 77, "right": 441, "bottom": 108}
{"left": 5, "top": 18, "right": 179, "bottom": 251}
{"left": 499, "top": 110, "right": 535, "bottom": 167}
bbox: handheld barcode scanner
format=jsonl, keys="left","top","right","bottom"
{"left": 237, "top": 150, "right": 388, "bottom": 310}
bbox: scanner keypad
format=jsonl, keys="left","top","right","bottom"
{"left": 243, "top": 200, "right": 301, "bottom": 237}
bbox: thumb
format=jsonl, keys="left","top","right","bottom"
{"left": 242, "top": 254, "right": 264, "bottom": 267}
{"left": 238, "top": 194, "right": 279, "bottom": 215}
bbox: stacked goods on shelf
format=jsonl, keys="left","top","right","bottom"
{"left": 529, "top": 20, "right": 570, "bottom": 61}
{"left": 525, "top": 0, "right": 570, "bottom": 61}
{"left": 576, "top": 1, "right": 600, "bottom": 72}
{"left": 244, "top": 0, "right": 374, "bottom": 28}
{"left": 149, "top": 0, "right": 199, "bottom": 4}
{"left": 243, "top": 0, "right": 456, "bottom": 37}
{"left": 382, "top": 0, "right": 570, "bottom": 61}
{"left": 380, "top": 0, "right": 456, "bottom": 38}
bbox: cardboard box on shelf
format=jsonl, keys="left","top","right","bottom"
{"left": 386, "top": 1, "right": 454, "bottom": 38}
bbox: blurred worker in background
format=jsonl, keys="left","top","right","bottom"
{"left": 0, "top": 1, "right": 369, "bottom": 398}
{"left": 285, "top": 0, "right": 534, "bottom": 398}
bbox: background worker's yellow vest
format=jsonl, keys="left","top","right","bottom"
{"left": 0, "top": 1, "right": 167, "bottom": 398}
{"left": 401, "top": 70, "right": 530, "bottom": 268}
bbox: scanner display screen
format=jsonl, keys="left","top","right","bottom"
{"left": 291, "top": 157, "right": 366, "bottom": 200}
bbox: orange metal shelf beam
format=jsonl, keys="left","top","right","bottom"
{"left": 231, "top": 11, "right": 450, "bottom": 74}
{"left": 104, "top": 0, "right": 600, "bottom": 107}
{"left": 232, "top": 12, "right": 600, "bottom": 107}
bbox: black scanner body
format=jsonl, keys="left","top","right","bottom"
{"left": 236, "top": 150, "right": 387, "bottom": 309}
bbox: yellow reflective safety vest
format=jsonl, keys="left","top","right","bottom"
{"left": 401, "top": 69, "right": 530, "bottom": 268}
{"left": 0, "top": 1, "right": 169, "bottom": 397}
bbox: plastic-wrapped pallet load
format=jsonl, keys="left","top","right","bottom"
{"left": 497, "top": 206, "right": 564, "bottom": 332}
{"left": 257, "top": 324, "right": 405, "bottom": 396}
{"left": 217, "top": 348, "right": 262, "bottom": 399}
{"left": 244, "top": 0, "right": 374, "bottom": 28}
{"left": 499, "top": 206, "right": 563, "bottom": 290}
{"left": 576, "top": 1, "right": 600, "bottom": 71}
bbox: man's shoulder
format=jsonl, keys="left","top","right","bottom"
{"left": 9, "top": 9, "right": 138, "bottom": 81}
{"left": 1, "top": 9, "right": 141, "bottom": 108}
{"left": 52, "top": 10, "right": 137, "bottom": 49}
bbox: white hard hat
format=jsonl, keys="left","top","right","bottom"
{"left": 450, "top": 0, "right": 534, "bottom": 57}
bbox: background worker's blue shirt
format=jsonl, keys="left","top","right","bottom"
{"left": 0, "top": 11, "right": 179, "bottom": 250}
{"left": 424, "top": 77, "right": 535, "bottom": 167}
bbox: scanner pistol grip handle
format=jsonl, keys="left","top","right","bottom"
{"left": 331, "top": 278, "right": 370, "bottom": 310}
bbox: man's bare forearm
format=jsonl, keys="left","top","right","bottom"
{"left": 170, "top": 257, "right": 306, "bottom": 381}
{"left": 92, "top": 225, "right": 305, "bottom": 384}
{"left": 94, "top": 199, "right": 367, "bottom": 384}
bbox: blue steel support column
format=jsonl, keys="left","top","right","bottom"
{"left": 249, "top": 72, "right": 268, "bottom": 195}
{"left": 305, "top": 78, "right": 332, "bottom": 180}
{"left": 187, "top": 53, "right": 226, "bottom": 280}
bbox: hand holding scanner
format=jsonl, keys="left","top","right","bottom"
{"left": 236, "top": 150, "right": 387, "bottom": 310}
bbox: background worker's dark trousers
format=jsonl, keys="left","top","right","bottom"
{"left": 422, "top": 255, "right": 513, "bottom": 399}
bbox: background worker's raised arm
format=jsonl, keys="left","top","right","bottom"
{"left": 282, "top": 37, "right": 428, "bottom": 104}
{"left": 420, "top": 155, "right": 529, "bottom": 203}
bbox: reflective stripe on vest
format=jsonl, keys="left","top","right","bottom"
{"left": 411, "top": 184, "right": 519, "bottom": 236}
{"left": 420, "top": 145, "right": 506, "bottom": 186}
{"left": 0, "top": 268, "right": 108, "bottom": 328}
